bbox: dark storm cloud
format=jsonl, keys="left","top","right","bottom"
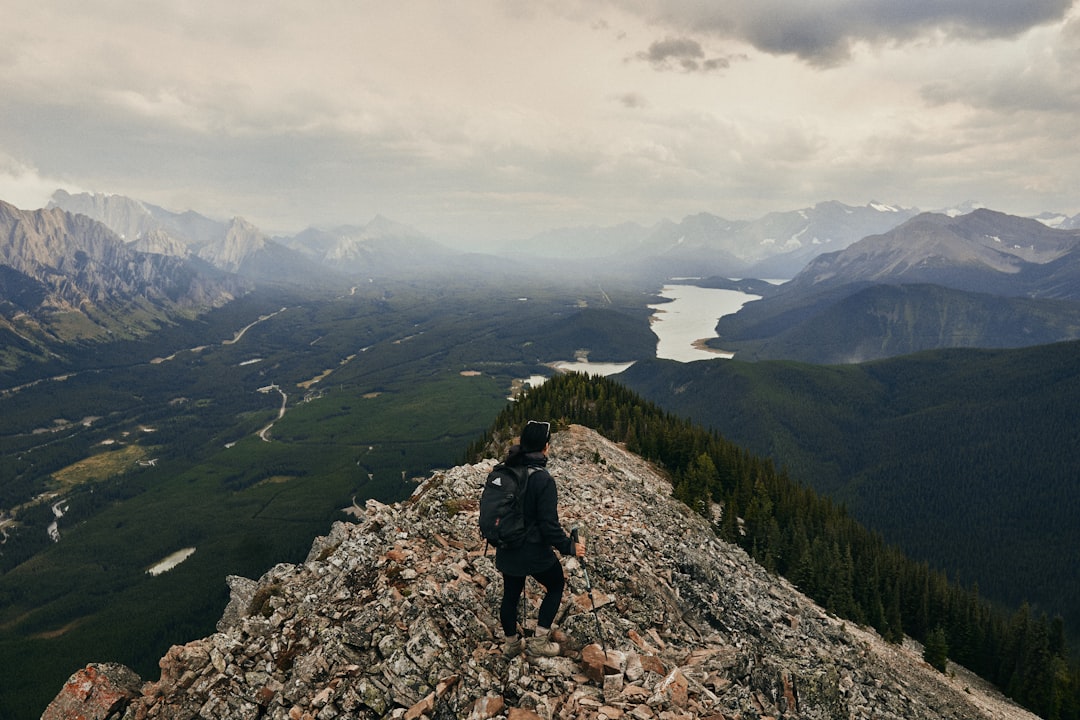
{"left": 631, "top": 0, "right": 1076, "bottom": 66}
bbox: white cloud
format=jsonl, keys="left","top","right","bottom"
{"left": 0, "top": 0, "right": 1077, "bottom": 243}
{"left": 0, "top": 155, "right": 73, "bottom": 211}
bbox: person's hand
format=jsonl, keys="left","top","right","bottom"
{"left": 574, "top": 541, "right": 586, "bottom": 558}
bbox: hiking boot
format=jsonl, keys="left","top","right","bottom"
{"left": 502, "top": 634, "right": 523, "bottom": 658}
{"left": 525, "top": 634, "right": 560, "bottom": 658}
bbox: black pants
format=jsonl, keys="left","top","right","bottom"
{"left": 500, "top": 561, "right": 565, "bottom": 636}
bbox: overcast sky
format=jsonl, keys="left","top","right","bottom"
{"left": 2, "top": 1, "right": 1078, "bottom": 246}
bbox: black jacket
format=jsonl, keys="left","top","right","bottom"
{"left": 494, "top": 446, "right": 574, "bottom": 576}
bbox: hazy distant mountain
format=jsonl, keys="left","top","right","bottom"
{"left": 282, "top": 216, "right": 461, "bottom": 275}
{"left": 48, "top": 191, "right": 338, "bottom": 286}
{"left": 1032, "top": 209, "right": 1080, "bottom": 230}
{"left": 511, "top": 201, "right": 919, "bottom": 279}
{"left": 1063, "top": 214, "right": 1080, "bottom": 230}
{"left": 49, "top": 191, "right": 469, "bottom": 282}
{"left": 736, "top": 201, "right": 920, "bottom": 276}
{"left": 0, "top": 200, "right": 244, "bottom": 344}
{"left": 709, "top": 209, "right": 1080, "bottom": 362}
{"left": 48, "top": 190, "right": 195, "bottom": 258}
{"left": 192, "top": 216, "right": 264, "bottom": 272}
{"left": 929, "top": 200, "right": 1080, "bottom": 230}
{"left": 47, "top": 190, "right": 176, "bottom": 251}
{"left": 183, "top": 216, "right": 334, "bottom": 286}
{"left": 49, "top": 190, "right": 236, "bottom": 258}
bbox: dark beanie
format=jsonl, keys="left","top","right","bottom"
{"left": 519, "top": 420, "right": 551, "bottom": 452}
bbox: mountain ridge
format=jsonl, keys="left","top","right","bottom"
{"left": 0, "top": 200, "right": 244, "bottom": 344}
{"left": 789, "top": 209, "right": 1080, "bottom": 297}
{"left": 43, "top": 426, "right": 1038, "bottom": 720}
{"left": 504, "top": 200, "right": 922, "bottom": 279}
{"left": 709, "top": 209, "right": 1080, "bottom": 361}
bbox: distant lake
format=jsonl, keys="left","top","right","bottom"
{"left": 515, "top": 281, "right": 765, "bottom": 396}
{"left": 648, "top": 283, "right": 761, "bottom": 362}
{"left": 551, "top": 360, "right": 636, "bottom": 375}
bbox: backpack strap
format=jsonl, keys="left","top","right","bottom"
{"left": 516, "top": 465, "right": 542, "bottom": 540}
{"left": 513, "top": 464, "right": 541, "bottom": 500}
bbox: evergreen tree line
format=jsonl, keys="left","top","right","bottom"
{"left": 467, "top": 372, "right": 1078, "bottom": 720}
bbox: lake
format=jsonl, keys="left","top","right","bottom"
{"left": 516, "top": 281, "right": 763, "bottom": 396}
{"left": 647, "top": 283, "right": 761, "bottom": 362}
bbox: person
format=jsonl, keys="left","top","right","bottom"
{"left": 497, "top": 420, "right": 586, "bottom": 658}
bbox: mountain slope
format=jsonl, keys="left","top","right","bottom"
{"left": 614, "top": 341, "right": 1080, "bottom": 648}
{"left": 43, "top": 426, "right": 1036, "bottom": 720}
{"left": 791, "top": 208, "right": 1080, "bottom": 297}
{"left": 529, "top": 307, "right": 658, "bottom": 362}
{"left": 0, "top": 200, "right": 244, "bottom": 345}
{"left": 716, "top": 282, "right": 1080, "bottom": 364}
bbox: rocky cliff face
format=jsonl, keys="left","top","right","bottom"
{"left": 43, "top": 426, "right": 1037, "bottom": 720}
{"left": 46, "top": 190, "right": 186, "bottom": 256}
{"left": 0, "top": 200, "right": 244, "bottom": 334}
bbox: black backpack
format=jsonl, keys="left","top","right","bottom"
{"left": 478, "top": 463, "right": 539, "bottom": 550}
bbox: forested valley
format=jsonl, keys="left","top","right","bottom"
{"left": 0, "top": 277, "right": 655, "bottom": 720}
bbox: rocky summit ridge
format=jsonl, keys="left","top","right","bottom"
{"left": 44, "top": 426, "right": 1036, "bottom": 720}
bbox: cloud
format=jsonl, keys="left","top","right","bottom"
{"left": 615, "top": 92, "right": 649, "bottom": 108}
{"left": 918, "top": 11, "right": 1080, "bottom": 114}
{"left": 614, "top": 0, "right": 1077, "bottom": 66}
{"left": 640, "top": 36, "right": 704, "bottom": 64}
{"left": 0, "top": 154, "right": 72, "bottom": 211}
{"left": 633, "top": 36, "right": 733, "bottom": 72}
{"left": 2, "top": 0, "right": 1079, "bottom": 242}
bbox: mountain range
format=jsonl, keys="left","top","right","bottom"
{"left": 48, "top": 190, "right": 336, "bottom": 284}
{"left": 512, "top": 200, "right": 922, "bottom": 278}
{"left": 710, "top": 209, "right": 1080, "bottom": 362}
{"left": 792, "top": 209, "right": 1080, "bottom": 298}
{"left": 21, "top": 191, "right": 1080, "bottom": 366}
{"left": 0, "top": 199, "right": 245, "bottom": 352}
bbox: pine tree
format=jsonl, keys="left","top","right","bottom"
{"left": 924, "top": 626, "right": 949, "bottom": 672}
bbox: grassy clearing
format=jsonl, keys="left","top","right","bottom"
{"left": 50, "top": 445, "right": 149, "bottom": 490}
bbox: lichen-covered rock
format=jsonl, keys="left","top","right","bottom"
{"left": 45, "top": 426, "right": 1037, "bottom": 720}
{"left": 41, "top": 662, "right": 143, "bottom": 720}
